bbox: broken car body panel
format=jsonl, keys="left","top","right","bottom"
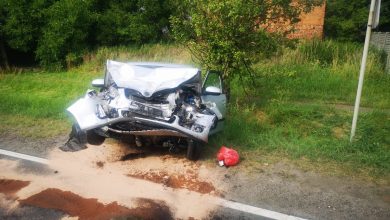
{"left": 67, "top": 60, "right": 225, "bottom": 144}
{"left": 106, "top": 60, "right": 200, "bottom": 97}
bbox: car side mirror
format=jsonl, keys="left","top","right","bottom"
{"left": 92, "top": 79, "right": 104, "bottom": 88}
{"left": 204, "top": 86, "right": 221, "bottom": 95}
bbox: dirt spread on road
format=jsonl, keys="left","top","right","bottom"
{"left": 20, "top": 188, "right": 173, "bottom": 220}
{"left": 1, "top": 137, "right": 390, "bottom": 219}
{"left": 129, "top": 171, "right": 217, "bottom": 194}
{"left": 96, "top": 161, "right": 105, "bottom": 168}
{"left": 0, "top": 179, "right": 30, "bottom": 197}
{"left": 0, "top": 141, "right": 221, "bottom": 219}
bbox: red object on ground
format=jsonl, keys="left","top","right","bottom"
{"left": 217, "top": 146, "right": 239, "bottom": 166}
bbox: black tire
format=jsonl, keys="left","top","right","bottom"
{"left": 86, "top": 129, "right": 106, "bottom": 145}
{"left": 186, "top": 139, "right": 202, "bottom": 161}
{"left": 71, "top": 123, "right": 87, "bottom": 144}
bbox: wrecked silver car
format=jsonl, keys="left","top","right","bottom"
{"left": 65, "top": 60, "right": 226, "bottom": 160}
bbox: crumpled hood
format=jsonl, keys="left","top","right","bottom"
{"left": 106, "top": 60, "right": 199, "bottom": 97}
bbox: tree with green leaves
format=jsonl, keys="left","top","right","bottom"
{"left": 0, "top": 0, "right": 55, "bottom": 69}
{"left": 35, "top": 0, "right": 94, "bottom": 69}
{"left": 0, "top": 0, "right": 173, "bottom": 70}
{"left": 325, "top": 0, "right": 390, "bottom": 42}
{"left": 170, "top": 0, "right": 323, "bottom": 99}
{"left": 95, "top": 0, "right": 172, "bottom": 46}
{"left": 2, "top": 0, "right": 53, "bottom": 53}
{"left": 0, "top": 0, "right": 9, "bottom": 70}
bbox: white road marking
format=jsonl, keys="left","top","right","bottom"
{"left": 0, "top": 149, "right": 48, "bottom": 164}
{"left": 0, "top": 148, "right": 305, "bottom": 220}
{"left": 216, "top": 199, "right": 306, "bottom": 220}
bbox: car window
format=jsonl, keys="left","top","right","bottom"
{"left": 203, "top": 71, "right": 221, "bottom": 90}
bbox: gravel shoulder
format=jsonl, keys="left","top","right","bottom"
{"left": 212, "top": 161, "right": 390, "bottom": 219}
{"left": 0, "top": 133, "right": 68, "bottom": 158}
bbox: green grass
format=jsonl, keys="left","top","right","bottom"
{"left": 0, "top": 41, "right": 389, "bottom": 180}
{"left": 0, "top": 70, "right": 99, "bottom": 138}
{"left": 207, "top": 103, "right": 389, "bottom": 177}
{"left": 250, "top": 63, "right": 390, "bottom": 109}
{"left": 250, "top": 39, "right": 390, "bottom": 109}
{"left": 205, "top": 40, "right": 390, "bottom": 179}
{"left": 0, "top": 71, "right": 95, "bottom": 118}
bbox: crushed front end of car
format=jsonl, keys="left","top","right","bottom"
{"left": 64, "top": 60, "right": 225, "bottom": 160}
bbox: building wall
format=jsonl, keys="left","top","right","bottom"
{"left": 288, "top": 3, "right": 326, "bottom": 39}
{"left": 371, "top": 32, "right": 390, "bottom": 73}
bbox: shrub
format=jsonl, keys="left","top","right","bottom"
{"left": 35, "top": 0, "right": 93, "bottom": 70}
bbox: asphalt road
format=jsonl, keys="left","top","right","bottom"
{"left": 0, "top": 139, "right": 389, "bottom": 220}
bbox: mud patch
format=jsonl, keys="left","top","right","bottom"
{"left": 0, "top": 179, "right": 30, "bottom": 197}
{"left": 96, "top": 161, "right": 105, "bottom": 168}
{"left": 120, "top": 152, "right": 147, "bottom": 161}
{"left": 131, "top": 198, "right": 174, "bottom": 220}
{"left": 383, "top": 194, "right": 390, "bottom": 204}
{"left": 129, "top": 171, "right": 216, "bottom": 194}
{"left": 41, "top": 144, "right": 218, "bottom": 219}
{"left": 19, "top": 188, "right": 173, "bottom": 220}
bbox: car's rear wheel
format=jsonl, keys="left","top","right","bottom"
{"left": 86, "top": 129, "right": 106, "bottom": 145}
{"left": 186, "top": 139, "right": 202, "bottom": 161}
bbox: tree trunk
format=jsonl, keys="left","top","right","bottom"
{"left": 222, "top": 77, "right": 231, "bottom": 103}
{"left": 0, "top": 38, "right": 10, "bottom": 70}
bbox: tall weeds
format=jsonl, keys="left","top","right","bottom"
{"left": 278, "top": 39, "right": 386, "bottom": 77}
{"left": 79, "top": 44, "right": 192, "bottom": 72}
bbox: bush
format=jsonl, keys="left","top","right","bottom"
{"left": 325, "top": 0, "right": 390, "bottom": 41}
{"left": 170, "top": 0, "right": 323, "bottom": 98}
{"left": 35, "top": 0, "right": 93, "bottom": 70}
{"left": 2, "top": 0, "right": 173, "bottom": 69}
{"left": 96, "top": 0, "right": 172, "bottom": 46}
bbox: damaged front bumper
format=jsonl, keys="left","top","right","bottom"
{"left": 67, "top": 93, "right": 216, "bottom": 143}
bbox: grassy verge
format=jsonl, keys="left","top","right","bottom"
{"left": 206, "top": 103, "right": 389, "bottom": 179}
{"left": 0, "top": 42, "right": 389, "bottom": 181}
{"left": 206, "top": 40, "right": 389, "bottom": 179}
{"left": 0, "top": 70, "right": 97, "bottom": 138}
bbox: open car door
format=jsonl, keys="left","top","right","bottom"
{"left": 201, "top": 70, "right": 226, "bottom": 134}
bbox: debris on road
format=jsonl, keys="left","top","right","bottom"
{"left": 217, "top": 146, "right": 239, "bottom": 167}
{"left": 60, "top": 124, "right": 87, "bottom": 152}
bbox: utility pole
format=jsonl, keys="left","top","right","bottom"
{"left": 350, "top": 0, "right": 381, "bottom": 142}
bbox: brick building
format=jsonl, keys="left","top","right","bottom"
{"left": 289, "top": 3, "right": 326, "bottom": 39}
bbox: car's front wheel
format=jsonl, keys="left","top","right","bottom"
{"left": 186, "top": 139, "right": 202, "bottom": 161}
{"left": 86, "top": 129, "right": 106, "bottom": 145}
